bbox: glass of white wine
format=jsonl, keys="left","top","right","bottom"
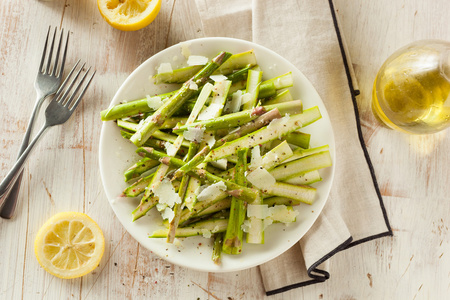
{"left": 372, "top": 40, "right": 450, "bottom": 134}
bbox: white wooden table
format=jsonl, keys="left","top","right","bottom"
{"left": 1, "top": 1, "right": 449, "bottom": 299}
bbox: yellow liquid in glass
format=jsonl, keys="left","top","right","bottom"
{"left": 372, "top": 42, "right": 450, "bottom": 134}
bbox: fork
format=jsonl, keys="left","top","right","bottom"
{"left": 0, "top": 61, "right": 95, "bottom": 212}
{"left": 0, "top": 26, "right": 69, "bottom": 218}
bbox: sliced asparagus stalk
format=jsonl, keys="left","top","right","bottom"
{"left": 223, "top": 148, "right": 248, "bottom": 254}
{"left": 205, "top": 107, "right": 322, "bottom": 162}
{"left": 124, "top": 157, "right": 159, "bottom": 182}
{"left": 173, "top": 100, "right": 303, "bottom": 133}
{"left": 284, "top": 131, "right": 311, "bottom": 149}
{"left": 212, "top": 233, "right": 224, "bottom": 265}
{"left": 258, "top": 72, "right": 294, "bottom": 98}
{"left": 263, "top": 182, "right": 316, "bottom": 205}
{"left": 283, "top": 170, "right": 322, "bottom": 185}
{"left": 122, "top": 173, "right": 155, "bottom": 197}
{"left": 242, "top": 69, "right": 263, "bottom": 110}
{"left": 263, "top": 196, "right": 301, "bottom": 206}
{"left": 149, "top": 218, "right": 229, "bottom": 238}
{"left": 214, "top": 50, "right": 257, "bottom": 75}
{"left": 282, "top": 145, "right": 330, "bottom": 163}
{"left": 264, "top": 89, "right": 293, "bottom": 105}
{"left": 269, "top": 150, "right": 332, "bottom": 181}
{"left": 154, "top": 65, "right": 203, "bottom": 84}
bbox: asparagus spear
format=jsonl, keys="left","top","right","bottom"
{"left": 242, "top": 69, "right": 263, "bottom": 110}
{"left": 123, "top": 157, "right": 159, "bottom": 182}
{"left": 130, "top": 51, "right": 232, "bottom": 146}
{"left": 149, "top": 218, "right": 228, "bottom": 238}
{"left": 173, "top": 100, "right": 303, "bottom": 133}
{"left": 222, "top": 148, "right": 248, "bottom": 254}
{"left": 212, "top": 233, "right": 224, "bottom": 265}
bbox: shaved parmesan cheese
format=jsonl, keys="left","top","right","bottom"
{"left": 157, "top": 63, "right": 173, "bottom": 74}
{"left": 197, "top": 103, "right": 224, "bottom": 120}
{"left": 228, "top": 90, "right": 243, "bottom": 113}
{"left": 241, "top": 220, "right": 252, "bottom": 232}
{"left": 201, "top": 229, "right": 212, "bottom": 238}
{"left": 269, "top": 205, "right": 299, "bottom": 223}
{"left": 249, "top": 146, "right": 263, "bottom": 171}
{"left": 241, "top": 92, "right": 252, "bottom": 105}
{"left": 146, "top": 95, "right": 163, "bottom": 110}
{"left": 164, "top": 141, "right": 177, "bottom": 157}
{"left": 183, "top": 127, "right": 205, "bottom": 143}
{"left": 180, "top": 41, "right": 191, "bottom": 59}
{"left": 212, "top": 225, "right": 221, "bottom": 233}
{"left": 161, "top": 207, "right": 175, "bottom": 222}
{"left": 204, "top": 133, "right": 216, "bottom": 149}
{"left": 267, "top": 115, "right": 290, "bottom": 138}
{"left": 246, "top": 167, "right": 276, "bottom": 189}
{"left": 209, "top": 74, "right": 228, "bottom": 82}
{"left": 197, "top": 181, "right": 227, "bottom": 202}
{"left": 247, "top": 204, "right": 270, "bottom": 219}
{"left": 153, "top": 178, "right": 181, "bottom": 208}
{"left": 187, "top": 55, "right": 208, "bottom": 66}
{"left": 210, "top": 158, "right": 227, "bottom": 170}
{"left": 189, "top": 81, "right": 198, "bottom": 90}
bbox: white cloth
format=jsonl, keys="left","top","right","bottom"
{"left": 195, "top": 0, "right": 392, "bottom": 295}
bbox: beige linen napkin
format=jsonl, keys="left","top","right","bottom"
{"left": 195, "top": 0, "right": 392, "bottom": 295}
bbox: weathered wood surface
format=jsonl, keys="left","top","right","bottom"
{"left": 0, "top": 0, "right": 449, "bottom": 299}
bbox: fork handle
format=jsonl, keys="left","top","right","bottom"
{"left": 0, "top": 124, "right": 49, "bottom": 211}
{"left": 0, "top": 95, "right": 46, "bottom": 219}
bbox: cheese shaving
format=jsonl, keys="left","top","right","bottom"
{"left": 164, "top": 141, "right": 177, "bottom": 157}
{"left": 241, "top": 92, "right": 252, "bottom": 104}
{"left": 228, "top": 90, "right": 243, "bottom": 113}
{"left": 197, "top": 181, "right": 227, "bottom": 202}
{"left": 249, "top": 146, "right": 263, "bottom": 170}
{"left": 246, "top": 167, "right": 276, "bottom": 189}
{"left": 161, "top": 207, "right": 175, "bottom": 222}
{"left": 183, "top": 127, "right": 205, "bottom": 143}
{"left": 180, "top": 41, "right": 191, "bottom": 59}
{"left": 157, "top": 63, "right": 173, "bottom": 74}
{"left": 146, "top": 95, "right": 163, "bottom": 110}
{"left": 241, "top": 220, "right": 251, "bottom": 232}
{"left": 210, "top": 158, "right": 227, "bottom": 170}
{"left": 188, "top": 81, "right": 198, "bottom": 90}
{"left": 201, "top": 229, "right": 212, "bottom": 238}
{"left": 187, "top": 55, "right": 208, "bottom": 66}
{"left": 153, "top": 178, "right": 181, "bottom": 208}
{"left": 209, "top": 74, "right": 228, "bottom": 82}
{"left": 204, "top": 133, "right": 216, "bottom": 148}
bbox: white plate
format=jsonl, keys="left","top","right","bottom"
{"left": 99, "top": 37, "right": 335, "bottom": 272}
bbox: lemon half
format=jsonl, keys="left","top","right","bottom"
{"left": 98, "top": 0, "right": 162, "bottom": 31}
{"left": 34, "top": 212, "right": 105, "bottom": 279}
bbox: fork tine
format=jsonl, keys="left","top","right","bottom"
{"left": 69, "top": 70, "right": 96, "bottom": 112}
{"left": 58, "top": 62, "right": 86, "bottom": 105}
{"left": 54, "top": 60, "right": 83, "bottom": 103}
{"left": 39, "top": 26, "right": 51, "bottom": 73}
{"left": 45, "top": 27, "right": 57, "bottom": 74}
{"left": 52, "top": 28, "right": 66, "bottom": 77}
{"left": 63, "top": 67, "right": 92, "bottom": 108}
{"left": 57, "top": 29, "right": 70, "bottom": 77}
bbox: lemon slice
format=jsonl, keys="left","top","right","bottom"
{"left": 98, "top": 0, "right": 162, "bottom": 31}
{"left": 34, "top": 212, "right": 105, "bottom": 279}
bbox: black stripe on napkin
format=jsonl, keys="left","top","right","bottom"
{"left": 266, "top": 0, "right": 393, "bottom": 296}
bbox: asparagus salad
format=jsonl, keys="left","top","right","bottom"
{"left": 101, "top": 49, "right": 332, "bottom": 264}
